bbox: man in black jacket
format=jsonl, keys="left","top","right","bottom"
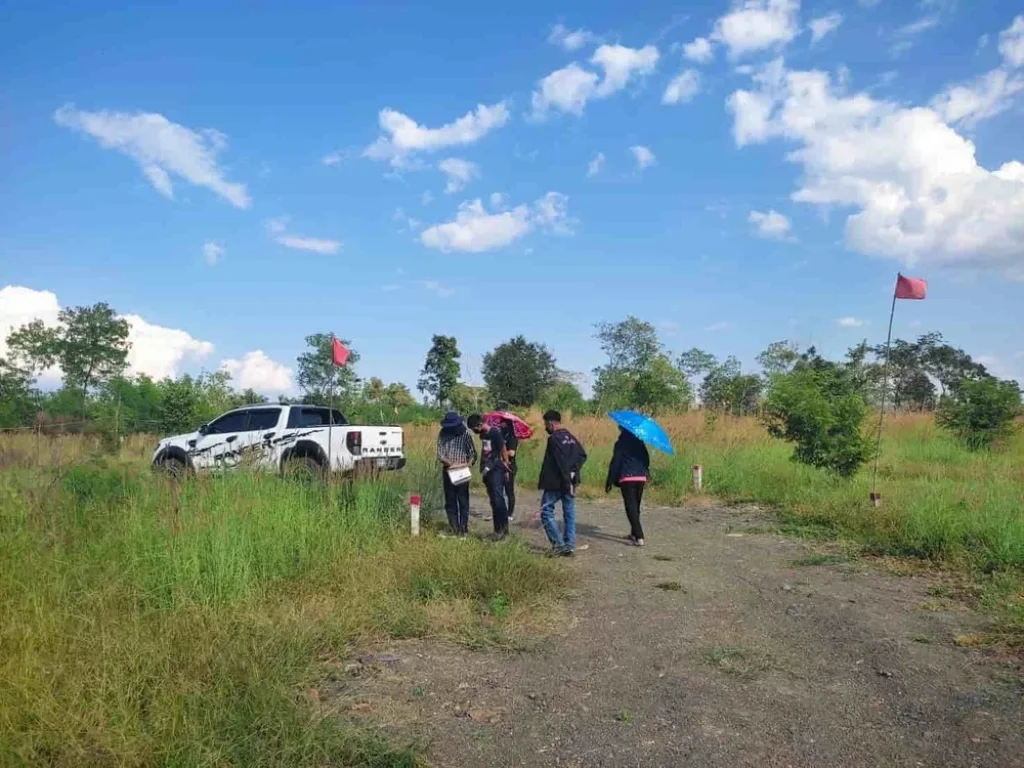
{"left": 537, "top": 409, "right": 587, "bottom": 556}
{"left": 468, "top": 413, "right": 511, "bottom": 539}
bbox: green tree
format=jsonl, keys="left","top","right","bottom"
{"left": 157, "top": 375, "right": 202, "bottom": 434}
{"left": 677, "top": 348, "right": 718, "bottom": 394}
{"left": 756, "top": 340, "right": 800, "bottom": 375}
{"left": 700, "top": 357, "right": 762, "bottom": 414}
{"left": 937, "top": 377, "right": 1021, "bottom": 450}
{"left": 296, "top": 333, "right": 360, "bottom": 405}
{"left": 383, "top": 382, "right": 414, "bottom": 411}
{"left": 762, "top": 354, "right": 873, "bottom": 477}
{"left": 449, "top": 382, "right": 488, "bottom": 415}
{"left": 418, "top": 335, "right": 461, "bottom": 406}
{"left": 595, "top": 316, "right": 660, "bottom": 373}
{"left": 482, "top": 335, "right": 559, "bottom": 407}
{"left": 0, "top": 358, "right": 38, "bottom": 428}
{"left": 540, "top": 380, "right": 588, "bottom": 415}
{"left": 6, "top": 302, "right": 130, "bottom": 402}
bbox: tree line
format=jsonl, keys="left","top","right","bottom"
{"left": 1, "top": 304, "right": 1020, "bottom": 464}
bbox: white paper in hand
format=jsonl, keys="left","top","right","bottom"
{"left": 447, "top": 466, "right": 472, "bottom": 485}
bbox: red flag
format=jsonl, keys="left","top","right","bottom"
{"left": 331, "top": 338, "right": 350, "bottom": 367}
{"left": 895, "top": 273, "right": 927, "bottom": 300}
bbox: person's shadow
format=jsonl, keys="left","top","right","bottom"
{"left": 575, "top": 521, "right": 632, "bottom": 547}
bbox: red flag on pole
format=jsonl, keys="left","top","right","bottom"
{"left": 895, "top": 273, "right": 927, "bottom": 300}
{"left": 331, "top": 338, "right": 350, "bottom": 367}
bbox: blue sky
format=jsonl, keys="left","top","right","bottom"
{"left": 2, "top": 0, "right": 1023, "bottom": 396}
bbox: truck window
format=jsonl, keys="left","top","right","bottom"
{"left": 206, "top": 410, "right": 249, "bottom": 434}
{"left": 247, "top": 408, "right": 281, "bottom": 431}
{"left": 286, "top": 407, "right": 349, "bottom": 428}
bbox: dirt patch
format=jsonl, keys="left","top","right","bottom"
{"left": 326, "top": 501, "right": 1024, "bottom": 767}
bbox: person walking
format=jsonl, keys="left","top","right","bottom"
{"left": 537, "top": 409, "right": 587, "bottom": 556}
{"left": 499, "top": 415, "right": 519, "bottom": 522}
{"left": 467, "top": 413, "right": 511, "bottom": 540}
{"left": 605, "top": 427, "right": 651, "bottom": 546}
{"left": 436, "top": 411, "right": 476, "bottom": 537}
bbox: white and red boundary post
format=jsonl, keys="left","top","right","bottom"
{"left": 410, "top": 494, "right": 421, "bottom": 536}
{"left": 692, "top": 464, "right": 703, "bottom": 493}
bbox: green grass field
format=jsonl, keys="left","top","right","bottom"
{"left": 2, "top": 410, "right": 1022, "bottom": 765}
{"left": 0, "top": 453, "right": 569, "bottom": 766}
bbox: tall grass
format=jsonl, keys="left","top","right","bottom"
{"left": 0, "top": 462, "right": 568, "bottom": 766}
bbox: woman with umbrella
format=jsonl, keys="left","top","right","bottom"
{"left": 605, "top": 411, "right": 674, "bottom": 547}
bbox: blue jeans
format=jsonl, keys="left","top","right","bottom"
{"left": 540, "top": 490, "right": 576, "bottom": 550}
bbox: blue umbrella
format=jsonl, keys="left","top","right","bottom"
{"left": 608, "top": 410, "right": 675, "bottom": 455}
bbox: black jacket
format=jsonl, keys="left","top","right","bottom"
{"left": 605, "top": 431, "right": 650, "bottom": 490}
{"left": 537, "top": 428, "right": 587, "bottom": 492}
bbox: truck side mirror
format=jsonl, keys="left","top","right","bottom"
{"left": 197, "top": 424, "right": 209, "bottom": 436}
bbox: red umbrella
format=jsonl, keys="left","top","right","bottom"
{"left": 483, "top": 411, "right": 533, "bottom": 440}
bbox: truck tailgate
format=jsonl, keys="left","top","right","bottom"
{"left": 357, "top": 427, "right": 404, "bottom": 460}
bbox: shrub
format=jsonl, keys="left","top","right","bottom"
{"left": 761, "top": 363, "right": 872, "bottom": 478}
{"left": 937, "top": 377, "right": 1021, "bottom": 450}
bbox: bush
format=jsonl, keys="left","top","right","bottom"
{"left": 937, "top": 377, "right": 1021, "bottom": 450}
{"left": 761, "top": 364, "right": 872, "bottom": 478}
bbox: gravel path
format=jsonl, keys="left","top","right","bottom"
{"left": 331, "top": 500, "right": 1023, "bottom": 767}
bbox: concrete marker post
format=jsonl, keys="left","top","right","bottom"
{"left": 410, "top": 494, "right": 421, "bottom": 536}
{"left": 692, "top": 464, "right": 703, "bottom": 493}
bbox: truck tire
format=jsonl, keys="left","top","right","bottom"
{"left": 156, "top": 455, "right": 189, "bottom": 478}
{"left": 282, "top": 455, "right": 325, "bottom": 481}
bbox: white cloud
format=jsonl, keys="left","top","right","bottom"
{"left": 748, "top": 208, "right": 792, "bottom": 239}
{"left": 364, "top": 101, "right": 510, "bottom": 167}
{"left": 712, "top": 0, "right": 801, "bottom": 59}
{"left": 53, "top": 105, "right": 250, "bottom": 208}
{"left": 220, "top": 350, "right": 294, "bottom": 394}
{"left": 809, "top": 12, "right": 843, "bottom": 44}
{"left": 1000, "top": 15, "right": 1024, "bottom": 67}
{"left": 727, "top": 57, "right": 1024, "bottom": 276}
{"left": 837, "top": 317, "right": 866, "bottom": 327}
{"left": 420, "top": 192, "right": 574, "bottom": 253}
{"left": 266, "top": 218, "right": 342, "bottom": 254}
{"left": 122, "top": 314, "right": 215, "bottom": 380}
{"left": 392, "top": 208, "right": 421, "bottom": 232}
{"left": 592, "top": 44, "right": 660, "bottom": 96}
{"left": 0, "top": 285, "right": 214, "bottom": 382}
{"left": 932, "top": 68, "right": 1024, "bottom": 126}
{"left": 896, "top": 15, "right": 939, "bottom": 38}
{"left": 683, "top": 36, "right": 714, "bottom": 63}
{"left": 662, "top": 69, "right": 702, "bottom": 104}
{"left": 548, "top": 23, "right": 595, "bottom": 51}
{"left": 275, "top": 235, "right": 342, "bottom": 255}
{"left": 322, "top": 150, "right": 345, "bottom": 166}
{"left": 630, "top": 145, "right": 657, "bottom": 171}
{"left": 202, "top": 241, "right": 224, "bottom": 266}
{"left": 490, "top": 192, "right": 506, "bottom": 208}
{"left": 420, "top": 280, "right": 456, "bottom": 298}
{"left": 438, "top": 157, "right": 480, "bottom": 193}
{"left": 704, "top": 321, "right": 733, "bottom": 332}
{"left": 530, "top": 44, "right": 659, "bottom": 117}
{"left": 531, "top": 63, "right": 601, "bottom": 116}
{"left": 0, "top": 286, "right": 61, "bottom": 377}
{"left": 587, "top": 152, "right": 606, "bottom": 177}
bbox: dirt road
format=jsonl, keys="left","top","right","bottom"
{"left": 333, "top": 501, "right": 1023, "bottom": 767}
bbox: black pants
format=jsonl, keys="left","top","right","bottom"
{"left": 484, "top": 467, "right": 510, "bottom": 534}
{"left": 442, "top": 472, "right": 470, "bottom": 534}
{"left": 621, "top": 482, "right": 645, "bottom": 540}
{"left": 504, "top": 457, "right": 517, "bottom": 518}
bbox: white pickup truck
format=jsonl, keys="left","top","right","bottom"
{"left": 151, "top": 404, "right": 405, "bottom": 477}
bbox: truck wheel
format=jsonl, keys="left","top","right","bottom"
{"left": 282, "top": 455, "right": 325, "bottom": 481}
{"left": 156, "top": 456, "right": 188, "bottom": 478}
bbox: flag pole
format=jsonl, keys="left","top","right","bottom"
{"left": 327, "top": 335, "right": 335, "bottom": 477}
{"left": 870, "top": 274, "right": 900, "bottom": 506}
